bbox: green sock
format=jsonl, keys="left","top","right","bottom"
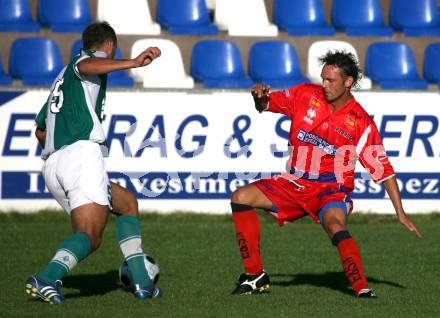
{"left": 38, "top": 232, "right": 91, "bottom": 283}
{"left": 117, "top": 215, "right": 152, "bottom": 289}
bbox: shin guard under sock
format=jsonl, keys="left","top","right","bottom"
{"left": 332, "top": 231, "right": 369, "bottom": 295}
{"left": 231, "top": 203, "right": 263, "bottom": 275}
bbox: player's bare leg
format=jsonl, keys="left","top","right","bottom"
{"left": 25, "top": 203, "right": 108, "bottom": 304}
{"left": 231, "top": 184, "right": 274, "bottom": 209}
{"left": 110, "top": 182, "right": 161, "bottom": 299}
{"left": 230, "top": 184, "right": 272, "bottom": 295}
{"left": 110, "top": 182, "right": 139, "bottom": 217}
{"left": 71, "top": 203, "right": 109, "bottom": 251}
{"left": 321, "top": 207, "right": 376, "bottom": 298}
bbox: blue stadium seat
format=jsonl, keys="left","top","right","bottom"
{"left": 0, "top": 56, "right": 12, "bottom": 85}
{"left": 70, "top": 39, "right": 83, "bottom": 59}
{"left": 38, "top": 0, "right": 91, "bottom": 33}
{"left": 157, "top": 0, "right": 218, "bottom": 35}
{"left": 273, "top": 0, "right": 335, "bottom": 36}
{"left": 191, "top": 40, "right": 252, "bottom": 88}
{"left": 423, "top": 43, "right": 440, "bottom": 87}
{"left": 390, "top": 0, "right": 440, "bottom": 37}
{"left": 365, "top": 42, "right": 428, "bottom": 90}
{"left": 9, "top": 38, "right": 63, "bottom": 86}
{"left": 0, "top": 0, "right": 40, "bottom": 32}
{"left": 248, "top": 41, "right": 309, "bottom": 88}
{"left": 71, "top": 40, "right": 134, "bottom": 87}
{"left": 332, "top": 0, "right": 393, "bottom": 36}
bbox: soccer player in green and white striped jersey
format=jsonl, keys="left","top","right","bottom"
{"left": 25, "top": 22, "right": 162, "bottom": 303}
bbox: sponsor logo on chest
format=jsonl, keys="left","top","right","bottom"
{"left": 335, "top": 127, "right": 354, "bottom": 141}
{"left": 296, "top": 129, "right": 337, "bottom": 155}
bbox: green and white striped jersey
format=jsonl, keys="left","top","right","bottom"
{"left": 35, "top": 49, "right": 108, "bottom": 159}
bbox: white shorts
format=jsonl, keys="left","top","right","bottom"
{"left": 42, "top": 140, "right": 111, "bottom": 214}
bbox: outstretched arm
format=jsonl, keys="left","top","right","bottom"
{"left": 77, "top": 47, "right": 161, "bottom": 76}
{"left": 251, "top": 83, "right": 271, "bottom": 113}
{"left": 383, "top": 176, "right": 422, "bottom": 238}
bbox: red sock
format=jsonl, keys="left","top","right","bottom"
{"left": 232, "top": 209, "right": 262, "bottom": 275}
{"left": 336, "top": 238, "right": 369, "bottom": 295}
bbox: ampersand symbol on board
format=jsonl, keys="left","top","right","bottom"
{"left": 224, "top": 115, "right": 253, "bottom": 158}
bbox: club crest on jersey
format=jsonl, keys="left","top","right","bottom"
{"left": 344, "top": 116, "right": 356, "bottom": 129}
{"left": 309, "top": 97, "right": 321, "bottom": 109}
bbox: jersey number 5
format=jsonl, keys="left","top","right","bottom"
{"left": 50, "top": 78, "right": 64, "bottom": 113}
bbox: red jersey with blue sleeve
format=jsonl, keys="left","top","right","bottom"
{"left": 267, "top": 83, "right": 395, "bottom": 192}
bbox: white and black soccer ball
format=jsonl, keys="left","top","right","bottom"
{"left": 119, "top": 254, "right": 160, "bottom": 289}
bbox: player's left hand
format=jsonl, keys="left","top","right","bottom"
{"left": 398, "top": 214, "right": 422, "bottom": 238}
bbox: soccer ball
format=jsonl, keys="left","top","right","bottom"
{"left": 119, "top": 254, "right": 160, "bottom": 289}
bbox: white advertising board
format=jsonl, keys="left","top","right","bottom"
{"left": 0, "top": 90, "right": 439, "bottom": 213}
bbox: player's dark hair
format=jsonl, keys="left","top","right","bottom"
{"left": 318, "top": 50, "right": 362, "bottom": 89}
{"left": 82, "top": 21, "right": 117, "bottom": 50}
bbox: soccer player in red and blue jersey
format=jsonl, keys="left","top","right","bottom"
{"left": 230, "top": 51, "right": 422, "bottom": 297}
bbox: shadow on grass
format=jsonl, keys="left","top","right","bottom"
{"left": 62, "top": 270, "right": 121, "bottom": 298}
{"left": 271, "top": 272, "right": 405, "bottom": 295}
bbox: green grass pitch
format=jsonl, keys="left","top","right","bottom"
{"left": 0, "top": 211, "right": 439, "bottom": 317}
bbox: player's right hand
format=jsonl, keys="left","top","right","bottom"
{"left": 251, "top": 83, "right": 271, "bottom": 113}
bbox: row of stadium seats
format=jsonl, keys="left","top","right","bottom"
{"left": 1, "top": 38, "right": 439, "bottom": 90}
{"left": 1, "top": 0, "right": 440, "bottom": 37}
